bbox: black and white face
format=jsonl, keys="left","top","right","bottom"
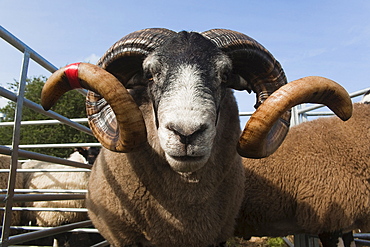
{"left": 142, "top": 32, "right": 232, "bottom": 173}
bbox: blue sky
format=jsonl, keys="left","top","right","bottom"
{"left": 1, "top": 0, "right": 370, "bottom": 126}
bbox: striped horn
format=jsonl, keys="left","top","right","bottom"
{"left": 238, "top": 76, "right": 352, "bottom": 158}
{"left": 202, "top": 29, "right": 289, "bottom": 158}
{"left": 202, "top": 29, "right": 352, "bottom": 158}
{"left": 41, "top": 62, "right": 147, "bottom": 152}
{"left": 42, "top": 28, "right": 175, "bottom": 152}
{"left": 85, "top": 28, "right": 175, "bottom": 152}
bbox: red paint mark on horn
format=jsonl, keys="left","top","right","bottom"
{"left": 65, "top": 63, "right": 81, "bottom": 89}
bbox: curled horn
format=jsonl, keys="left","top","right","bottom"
{"left": 41, "top": 63, "right": 146, "bottom": 152}
{"left": 238, "top": 76, "right": 352, "bottom": 158}
{"left": 41, "top": 28, "right": 175, "bottom": 152}
{"left": 202, "top": 29, "right": 352, "bottom": 158}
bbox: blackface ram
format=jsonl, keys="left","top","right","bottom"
{"left": 235, "top": 102, "right": 370, "bottom": 247}
{"left": 40, "top": 28, "right": 352, "bottom": 247}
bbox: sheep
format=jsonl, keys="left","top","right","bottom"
{"left": 234, "top": 102, "right": 370, "bottom": 247}
{"left": 22, "top": 148, "right": 99, "bottom": 227}
{"left": 40, "top": 28, "right": 352, "bottom": 246}
{"left": 74, "top": 147, "right": 100, "bottom": 165}
{"left": 21, "top": 149, "right": 100, "bottom": 247}
{"left": 0, "top": 154, "right": 23, "bottom": 226}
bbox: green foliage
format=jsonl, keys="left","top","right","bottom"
{"left": 267, "top": 238, "right": 287, "bottom": 247}
{"left": 0, "top": 76, "right": 97, "bottom": 158}
{"left": 226, "top": 237, "right": 287, "bottom": 247}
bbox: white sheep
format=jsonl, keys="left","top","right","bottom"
{"left": 22, "top": 148, "right": 99, "bottom": 227}
{"left": 235, "top": 102, "right": 370, "bottom": 247}
{"left": 0, "top": 154, "right": 23, "bottom": 227}
{"left": 40, "top": 28, "right": 352, "bottom": 246}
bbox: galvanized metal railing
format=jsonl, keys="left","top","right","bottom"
{"left": 1, "top": 25, "right": 369, "bottom": 247}
{"left": 240, "top": 87, "right": 370, "bottom": 127}
{"left": 0, "top": 25, "right": 106, "bottom": 247}
{"left": 294, "top": 87, "right": 370, "bottom": 125}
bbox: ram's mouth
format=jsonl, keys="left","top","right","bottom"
{"left": 170, "top": 155, "right": 205, "bottom": 162}
{"left": 165, "top": 154, "right": 208, "bottom": 173}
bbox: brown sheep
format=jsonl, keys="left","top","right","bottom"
{"left": 40, "top": 28, "right": 352, "bottom": 246}
{"left": 235, "top": 103, "right": 370, "bottom": 247}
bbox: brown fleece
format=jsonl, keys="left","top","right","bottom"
{"left": 236, "top": 103, "right": 370, "bottom": 238}
{"left": 86, "top": 90, "right": 245, "bottom": 247}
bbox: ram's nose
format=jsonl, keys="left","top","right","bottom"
{"left": 166, "top": 123, "right": 208, "bottom": 145}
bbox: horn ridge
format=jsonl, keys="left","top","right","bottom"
{"left": 201, "top": 29, "right": 269, "bottom": 55}
{"left": 202, "top": 29, "right": 290, "bottom": 158}
{"left": 97, "top": 28, "right": 176, "bottom": 68}
{"left": 95, "top": 28, "right": 176, "bottom": 86}
{"left": 202, "top": 29, "right": 287, "bottom": 104}
{"left": 238, "top": 76, "right": 352, "bottom": 158}
{"left": 41, "top": 63, "right": 147, "bottom": 152}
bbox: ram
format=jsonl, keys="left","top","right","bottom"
{"left": 235, "top": 101, "right": 369, "bottom": 247}
{"left": 40, "top": 28, "right": 352, "bottom": 246}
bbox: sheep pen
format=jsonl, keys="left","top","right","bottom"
{"left": 40, "top": 28, "right": 353, "bottom": 246}
{"left": 235, "top": 102, "right": 370, "bottom": 247}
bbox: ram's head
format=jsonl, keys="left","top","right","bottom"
{"left": 41, "top": 28, "right": 352, "bottom": 173}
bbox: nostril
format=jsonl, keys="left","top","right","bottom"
{"left": 196, "top": 124, "right": 208, "bottom": 134}
{"left": 166, "top": 124, "right": 184, "bottom": 136}
{"left": 166, "top": 124, "right": 187, "bottom": 144}
{"left": 166, "top": 123, "right": 208, "bottom": 144}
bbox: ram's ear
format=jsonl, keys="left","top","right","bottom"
{"left": 124, "top": 73, "right": 147, "bottom": 89}
{"left": 226, "top": 74, "right": 252, "bottom": 93}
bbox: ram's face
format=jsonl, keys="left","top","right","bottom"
{"left": 143, "top": 33, "right": 232, "bottom": 173}
{"left": 42, "top": 29, "right": 352, "bottom": 174}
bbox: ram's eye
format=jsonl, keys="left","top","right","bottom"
{"left": 221, "top": 72, "right": 229, "bottom": 83}
{"left": 145, "top": 73, "right": 153, "bottom": 82}
{"left": 146, "top": 71, "right": 162, "bottom": 82}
